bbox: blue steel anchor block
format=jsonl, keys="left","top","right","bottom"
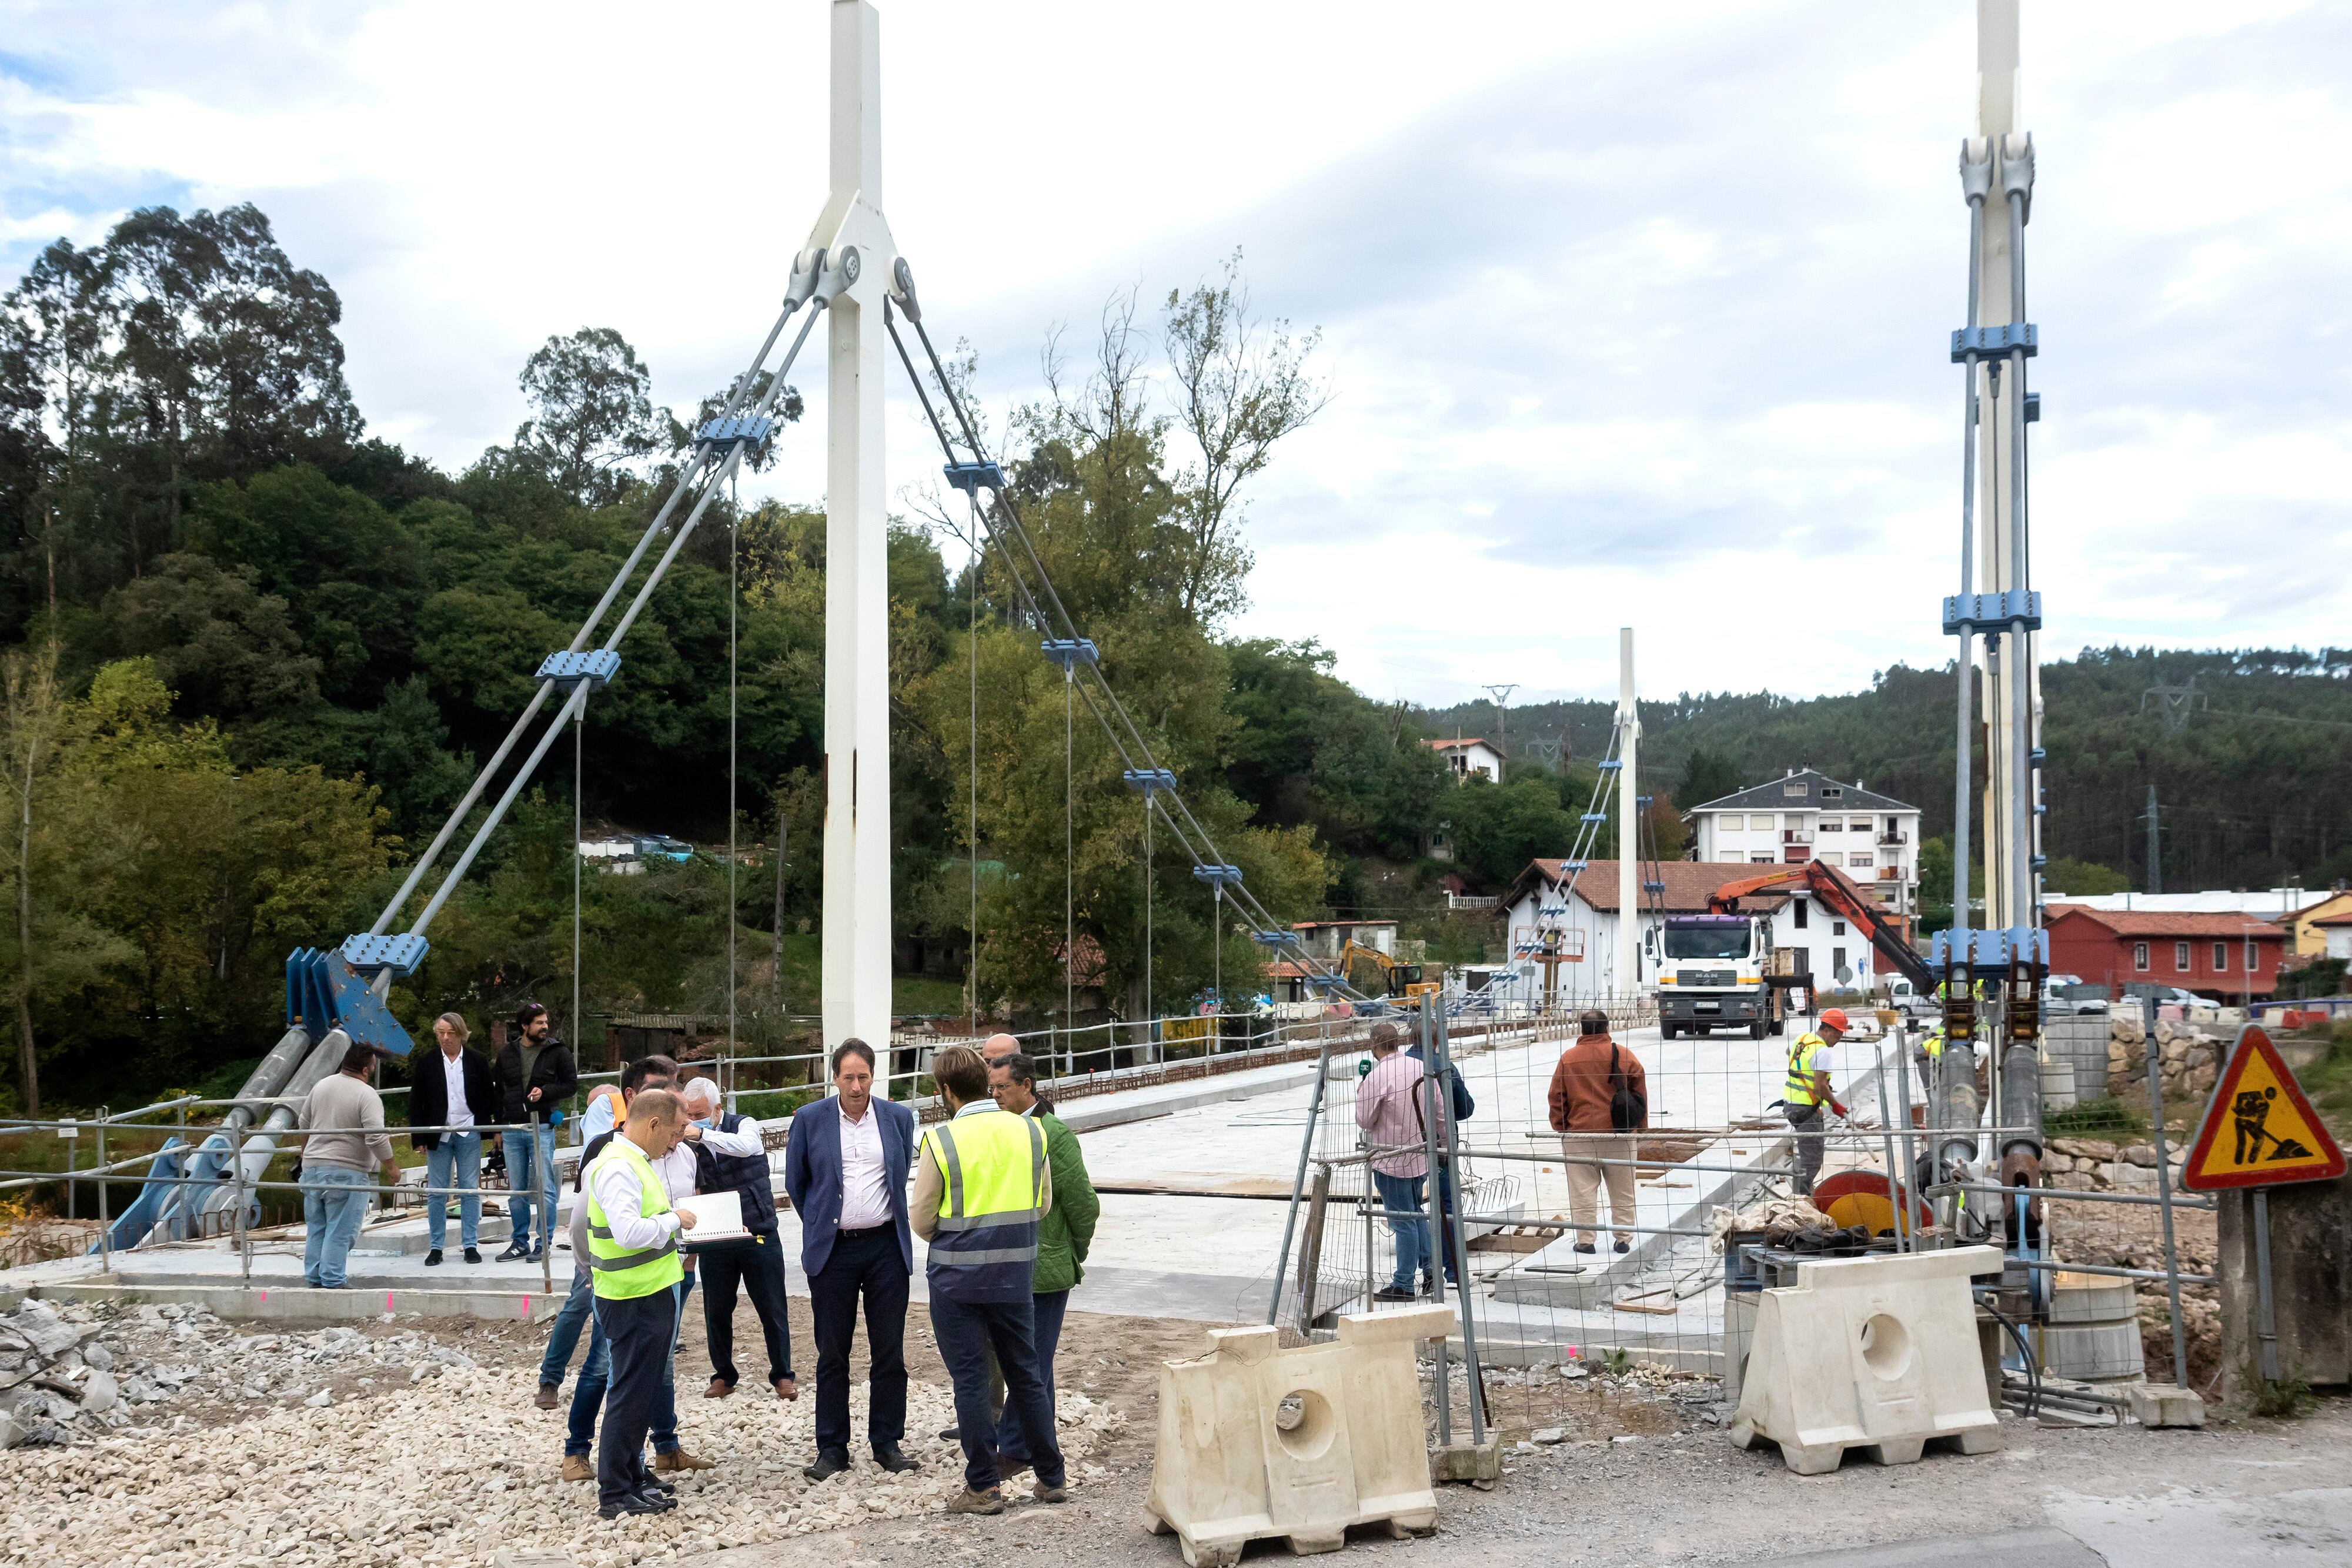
{"left": 536, "top": 650, "right": 621, "bottom": 691}
{"left": 341, "top": 932, "right": 427, "bottom": 977}
{"left": 696, "top": 413, "right": 774, "bottom": 454}
{"left": 1941, "top": 590, "right": 2042, "bottom": 636}
{"left": 944, "top": 460, "right": 1007, "bottom": 493}
{"left": 1192, "top": 864, "right": 1244, "bottom": 887}
{"left": 1950, "top": 323, "right": 2037, "bottom": 360}
{"left": 286, "top": 947, "right": 419, "bottom": 1057}
{"left": 1930, "top": 926, "right": 2050, "bottom": 971}
{"left": 1041, "top": 638, "right": 1098, "bottom": 671}
{"left": 1122, "top": 768, "right": 1177, "bottom": 794}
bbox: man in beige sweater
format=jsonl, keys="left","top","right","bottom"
{"left": 296, "top": 1039, "right": 396, "bottom": 1288}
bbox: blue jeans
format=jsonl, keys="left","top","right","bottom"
{"left": 1374, "top": 1170, "right": 1429, "bottom": 1293}
{"left": 563, "top": 1287, "right": 613, "bottom": 1458}
{"left": 997, "top": 1289, "right": 1069, "bottom": 1464}
{"left": 502, "top": 1125, "right": 558, "bottom": 1248}
{"left": 300, "top": 1166, "right": 374, "bottom": 1287}
{"left": 425, "top": 1131, "right": 483, "bottom": 1251}
{"left": 930, "top": 1292, "right": 1064, "bottom": 1492}
{"left": 541, "top": 1268, "right": 596, "bottom": 1387}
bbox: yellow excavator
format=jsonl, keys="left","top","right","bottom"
{"left": 1338, "top": 940, "right": 1442, "bottom": 1005}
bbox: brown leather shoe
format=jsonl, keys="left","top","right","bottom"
{"left": 772, "top": 1373, "right": 799, "bottom": 1402}
{"left": 653, "top": 1447, "right": 717, "bottom": 1473}
{"left": 704, "top": 1377, "right": 734, "bottom": 1399}
{"left": 560, "top": 1454, "right": 593, "bottom": 1483}
{"left": 534, "top": 1383, "right": 559, "bottom": 1410}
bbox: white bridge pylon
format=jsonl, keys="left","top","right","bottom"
{"left": 814, "top": 0, "right": 903, "bottom": 1064}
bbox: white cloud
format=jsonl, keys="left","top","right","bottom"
{"left": 2, "top": 0, "right": 2348, "bottom": 707}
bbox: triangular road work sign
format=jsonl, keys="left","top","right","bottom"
{"left": 2181, "top": 1024, "right": 2346, "bottom": 1192}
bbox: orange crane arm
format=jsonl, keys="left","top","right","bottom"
{"left": 1706, "top": 860, "right": 1937, "bottom": 993}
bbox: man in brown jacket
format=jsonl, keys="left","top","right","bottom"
{"left": 1545, "top": 1009, "right": 1648, "bottom": 1256}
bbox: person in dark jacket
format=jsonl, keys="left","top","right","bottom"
{"left": 410, "top": 1012, "right": 499, "bottom": 1265}
{"left": 492, "top": 1001, "right": 577, "bottom": 1259}
{"left": 1400, "top": 1024, "right": 1474, "bottom": 1289}
{"left": 680, "top": 1076, "right": 797, "bottom": 1402}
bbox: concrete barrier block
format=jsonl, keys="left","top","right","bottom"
{"left": 1145, "top": 1305, "right": 1451, "bottom": 1565}
{"left": 2127, "top": 1383, "right": 2206, "bottom": 1428}
{"left": 1729, "top": 1246, "right": 2003, "bottom": 1475}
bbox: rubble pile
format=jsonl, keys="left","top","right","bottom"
{"left": 2104, "top": 1012, "right": 2229, "bottom": 1106}
{"left": 0, "top": 1298, "right": 1121, "bottom": 1568}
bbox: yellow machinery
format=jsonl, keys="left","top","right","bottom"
{"left": 1338, "top": 940, "right": 1442, "bottom": 1004}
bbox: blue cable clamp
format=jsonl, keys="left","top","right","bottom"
{"left": 1942, "top": 590, "right": 2042, "bottom": 636}
{"left": 1643, "top": 882, "right": 1665, "bottom": 894}
{"left": 1191, "top": 864, "right": 1244, "bottom": 887}
{"left": 1579, "top": 813, "right": 1608, "bottom": 823}
{"left": 1251, "top": 930, "right": 1301, "bottom": 948}
{"left": 1562, "top": 861, "right": 1588, "bottom": 872}
{"left": 944, "top": 460, "right": 1007, "bottom": 493}
{"left": 1041, "top": 638, "right": 1099, "bottom": 670}
{"left": 341, "top": 932, "right": 427, "bottom": 977}
{"left": 537, "top": 650, "right": 621, "bottom": 690}
{"left": 1596, "top": 760, "right": 1623, "bottom": 771}
{"left": 1122, "top": 768, "right": 1176, "bottom": 793}
{"left": 1951, "top": 323, "right": 2037, "bottom": 360}
{"left": 286, "top": 947, "right": 418, "bottom": 1057}
{"left": 696, "top": 413, "right": 774, "bottom": 453}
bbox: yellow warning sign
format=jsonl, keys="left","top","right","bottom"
{"left": 2180, "top": 1025, "right": 2346, "bottom": 1192}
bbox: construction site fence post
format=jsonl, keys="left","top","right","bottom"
{"left": 1267, "top": 1033, "right": 1333, "bottom": 1326}
{"left": 96, "top": 1108, "right": 109, "bottom": 1273}
{"left": 1418, "top": 995, "right": 1449, "bottom": 1447}
{"left": 1434, "top": 1006, "right": 1486, "bottom": 1444}
{"left": 2140, "top": 998, "right": 2190, "bottom": 1389}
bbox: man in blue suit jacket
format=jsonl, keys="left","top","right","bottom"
{"left": 785, "top": 1038, "right": 919, "bottom": 1481}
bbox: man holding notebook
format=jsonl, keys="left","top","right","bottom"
{"left": 680, "top": 1076, "right": 798, "bottom": 1402}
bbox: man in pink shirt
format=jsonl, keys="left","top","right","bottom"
{"left": 1353, "top": 1024, "right": 1432, "bottom": 1302}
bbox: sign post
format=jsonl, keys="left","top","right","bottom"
{"left": 2180, "top": 1024, "right": 2348, "bottom": 1386}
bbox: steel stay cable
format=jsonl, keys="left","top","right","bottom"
{"left": 372, "top": 299, "right": 803, "bottom": 934}
{"left": 407, "top": 307, "right": 821, "bottom": 941}
{"left": 890, "top": 314, "right": 1362, "bottom": 998}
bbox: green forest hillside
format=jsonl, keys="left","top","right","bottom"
{"left": 1430, "top": 647, "right": 2352, "bottom": 901}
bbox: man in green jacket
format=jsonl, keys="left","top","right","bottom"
{"left": 987, "top": 1050, "right": 1097, "bottom": 1474}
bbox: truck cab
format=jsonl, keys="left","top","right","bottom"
{"left": 1655, "top": 914, "right": 1779, "bottom": 1039}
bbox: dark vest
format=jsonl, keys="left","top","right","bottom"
{"left": 691, "top": 1111, "right": 778, "bottom": 1233}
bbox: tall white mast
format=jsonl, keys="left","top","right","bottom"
{"left": 815, "top": 0, "right": 900, "bottom": 1061}
{"left": 1614, "top": 627, "right": 1641, "bottom": 999}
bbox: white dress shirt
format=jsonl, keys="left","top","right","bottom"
{"left": 837, "top": 1099, "right": 891, "bottom": 1231}
{"left": 690, "top": 1116, "right": 768, "bottom": 1158}
{"left": 440, "top": 1050, "right": 473, "bottom": 1132}
{"left": 587, "top": 1135, "right": 681, "bottom": 1252}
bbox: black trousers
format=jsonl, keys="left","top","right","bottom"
{"left": 596, "top": 1287, "right": 677, "bottom": 1509}
{"left": 700, "top": 1229, "right": 794, "bottom": 1389}
{"left": 809, "top": 1225, "right": 908, "bottom": 1455}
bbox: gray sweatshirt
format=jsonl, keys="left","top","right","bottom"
{"left": 298, "top": 1073, "right": 395, "bottom": 1174}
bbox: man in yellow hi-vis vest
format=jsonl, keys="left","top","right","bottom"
{"left": 586, "top": 1086, "right": 699, "bottom": 1518}
{"left": 1783, "top": 1009, "right": 1853, "bottom": 1198}
{"left": 911, "top": 1044, "right": 1068, "bottom": 1516}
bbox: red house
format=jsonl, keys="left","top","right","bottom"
{"left": 2044, "top": 904, "right": 2288, "bottom": 999}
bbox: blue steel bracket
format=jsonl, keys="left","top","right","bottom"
{"left": 536, "top": 650, "right": 621, "bottom": 691}
{"left": 286, "top": 947, "right": 418, "bottom": 1057}
{"left": 1561, "top": 861, "right": 1589, "bottom": 872}
{"left": 1950, "top": 323, "right": 2037, "bottom": 360}
{"left": 1643, "top": 882, "right": 1666, "bottom": 894}
{"left": 1191, "top": 864, "right": 1244, "bottom": 887}
{"left": 1041, "top": 638, "right": 1099, "bottom": 671}
{"left": 696, "top": 414, "right": 774, "bottom": 454}
{"left": 1635, "top": 795, "right": 1653, "bottom": 807}
{"left": 1596, "top": 760, "right": 1623, "bottom": 772}
{"left": 944, "top": 460, "right": 1007, "bottom": 494}
{"left": 1122, "top": 768, "right": 1177, "bottom": 794}
{"left": 1931, "top": 927, "right": 2051, "bottom": 970}
{"left": 1942, "top": 590, "right": 2042, "bottom": 636}
{"left": 2024, "top": 392, "right": 2041, "bottom": 424}
{"left": 1251, "top": 930, "right": 1301, "bottom": 948}
{"left": 1579, "top": 813, "right": 1608, "bottom": 823}
{"left": 341, "top": 932, "right": 427, "bottom": 977}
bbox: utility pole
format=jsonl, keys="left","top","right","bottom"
{"left": 2140, "top": 784, "right": 2163, "bottom": 895}
{"left": 814, "top": 0, "right": 901, "bottom": 1067}
{"left": 1613, "top": 630, "right": 1639, "bottom": 1000}
{"left": 1484, "top": 684, "right": 1518, "bottom": 780}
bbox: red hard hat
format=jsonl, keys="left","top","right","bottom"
{"left": 1818, "top": 1008, "right": 1850, "bottom": 1032}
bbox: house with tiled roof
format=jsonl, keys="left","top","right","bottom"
{"left": 2044, "top": 902, "right": 2288, "bottom": 999}
{"left": 1683, "top": 767, "right": 1923, "bottom": 927}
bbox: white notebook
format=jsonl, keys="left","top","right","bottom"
{"left": 674, "top": 1189, "right": 748, "bottom": 1243}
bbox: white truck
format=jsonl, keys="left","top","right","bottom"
{"left": 1654, "top": 914, "right": 1786, "bottom": 1040}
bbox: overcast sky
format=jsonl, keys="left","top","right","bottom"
{"left": 5, "top": 1, "right": 2348, "bottom": 707}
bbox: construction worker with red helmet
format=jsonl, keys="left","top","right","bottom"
{"left": 1782, "top": 1009, "right": 1853, "bottom": 1199}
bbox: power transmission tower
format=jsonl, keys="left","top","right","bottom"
{"left": 2139, "top": 784, "right": 2163, "bottom": 895}
{"left": 1484, "top": 683, "right": 1518, "bottom": 778}
{"left": 2143, "top": 676, "right": 2203, "bottom": 734}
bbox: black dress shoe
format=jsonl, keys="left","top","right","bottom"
{"left": 464, "top": 1246, "right": 482, "bottom": 1263}
{"left": 937, "top": 1425, "right": 961, "bottom": 1442}
{"left": 423, "top": 1249, "right": 443, "bottom": 1266}
{"left": 872, "top": 1443, "right": 918, "bottom": 1473}
{"left": 631, "top": 1486, "right": 677, "bottom": 1512}
{"left": 599, "top": 1494, "right": 667, "bottom": 1519}
{"left": 634, "top": 1469, "right": 675, "bottom": 1494}
{"left": 803, "top": 1448, "right": 851, "bottom": 1482}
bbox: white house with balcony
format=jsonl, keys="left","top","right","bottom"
{"left": 1426, "top": 737, "right": 1503, "bottom": 783}
{"left": 1684, "top": 768, "right": 1923, "bottom": 925}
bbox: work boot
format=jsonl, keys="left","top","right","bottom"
{"left": 560, "top": 1454, "right": 593, "bottom": 1483}
{"left": 424, "top": 1249, "right": 443, "bottom": 1266}
{"left": 947, "top": 1488, "right": 1005, "bottom": 1516}
{"left": 1033, "top": 1482, "right": 1068, "bottom": 1505}
{"left": 653, "top": 1447, "right": 716, "bottom": 1473}
{"left": 534, "top": 1383, "right": 559, "bottom": 1410}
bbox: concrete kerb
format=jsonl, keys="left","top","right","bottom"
{"left": 31, "top": 1278, "right": 562, "bottom": 1324}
